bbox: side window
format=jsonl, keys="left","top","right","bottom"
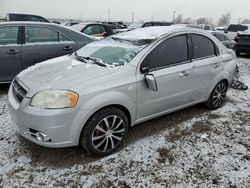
{"left": 99, "top": 25, "right": 106, "bottom": 33}
{"left": 143, "top": 35, "right": 188, "bottom": 70}
{"left": 0, "top": 26, "right": 19, "bottom": 45}
{"left": 59, "top": 33, "right": 72, "bottom": 42}
{"left": 83, "top": 25, "right": 101, "bottom": 35}
{"left": 25, "top": 26, "right": 58, "bottom": 43}
{"left": 191, "top": 34, "right": 216, "bottom": 59}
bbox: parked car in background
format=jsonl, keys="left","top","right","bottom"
{"left": 128, "top": 21, "right": 173, "bottom": 30}
{"left": 234, "top": 30, "right": 250, "bottom": 56}
{"left": 9, "top": 26, "right": 237, "bottom": 156}
{"left": 101, "top": 21, "right": 127, "bottom": 29}
{"left": 200, "top": 24, "right": 215, "bottom": 31}
{"left": 6, "top": 13, "right": 51, "bottom": 23}
{"left": 216, "top": 26, "right": 226, "bottom": 31}
{"left": 61, "top": 20, "right": 80, "bottom": 27}
{"left": 71, "top": 23, "right": 114, "bottom": 39}
{"left": 224, "top": 24, "right": 250, "bottom": 40}
{"left": 211, "top": 31, "right": 236, "bottom": 50}
{"left": 0, "top": 22, "right": 94, "bottom": 83}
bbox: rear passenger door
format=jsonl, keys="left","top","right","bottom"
{"left": 21, "top": 26, "right": 76, "bottom": 69}
{"left": 0, "top": 26, "right": 22, "bottom": 82}
{"left": 190, "top": 34, "right": 223, "bottom": 98}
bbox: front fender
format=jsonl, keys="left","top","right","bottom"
{"left": 70, "top": 91, "right": 136, "bottom": 145}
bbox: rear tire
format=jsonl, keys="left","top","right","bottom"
{"left": 235, "top": 49, "right": 241, "bottom": 57}
{"left": 80, "top": 107, "right": 129, "bottom": 156}
{"left": 206, "top": 81, "right": 228, "bottom": 110}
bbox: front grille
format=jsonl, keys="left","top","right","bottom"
{"left": 12, "top": 80, "right": 27, "bottom": 103}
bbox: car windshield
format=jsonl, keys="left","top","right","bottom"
{"left": 76, "top": 37, "right": 147, "bottom": 66}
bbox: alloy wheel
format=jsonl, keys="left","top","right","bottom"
{"left": 91, "top": 115, "right": 125, "bottom": 152}
{"left": 212, "top": 82, "right": 227, "bottom": 107}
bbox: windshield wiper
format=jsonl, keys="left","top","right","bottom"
{"left": 85, "top": 56, "right": 107, "bottom": 67}
{"left": 74, "top": 52, "right": 107, "bottom": 67}
{"left": 73, "top": 52, "right": 87, "bottom": 63}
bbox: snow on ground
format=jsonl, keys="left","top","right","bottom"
{"left": 0, "top": 58, "right": 249, "bottom": 187}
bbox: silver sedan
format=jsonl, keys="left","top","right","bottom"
{"left": 8, "top": 26, "right": 238, "bottom": 155}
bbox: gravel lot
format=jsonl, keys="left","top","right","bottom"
{"left": 0, "top": 57, "right": 249, "bottom": 187}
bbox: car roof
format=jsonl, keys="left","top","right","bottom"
{"left": 113, "top": 25, "right": 202, "bottom": 41}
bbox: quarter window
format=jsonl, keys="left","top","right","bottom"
{"left": 191, "top": 34, "right": 216, "bottom": 59}
{"left": 143, "top": 35, "right": 188, "bottom": 70}
{"left": 0, "top": 26, "right": 19, "bottom": 45}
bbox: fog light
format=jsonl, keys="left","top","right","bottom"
{"left": 35, "top": 132, "right": 51, "bottom": 142}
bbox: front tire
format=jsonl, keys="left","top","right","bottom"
{"left": 206, "top": 81, "right": 228, "bottom": 110}
{"left": 80, "top": 107, "right": 129, "bottom": 156}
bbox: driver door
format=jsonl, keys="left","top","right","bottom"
{"left": 136, "top": 34, "right": 198, "bottom": 121}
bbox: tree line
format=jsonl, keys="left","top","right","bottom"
{"left": 174, "top": 13, "right": 250, "bottom": 26}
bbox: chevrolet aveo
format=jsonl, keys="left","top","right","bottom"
{"left": 8, "top": 26, "right": 237, "bottom": 156}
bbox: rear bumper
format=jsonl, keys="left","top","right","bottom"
{"left": 235, "top": 45, "right": 250, "bottom": 53}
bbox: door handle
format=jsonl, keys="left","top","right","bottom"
{"left": 179, "top": 71, "right": 190, "bottom": 77}
{"left": 63, "top": 46, "right": 73, "bottom": 51}
{"left": 213, "top": 62, "right": 221, "bottom": 68}
{"left": 7, "top": 49, "right": 18, "bottom": 54}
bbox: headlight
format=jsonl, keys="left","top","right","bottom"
{"left": 30, "top": 90, "right": 78, "bottom": 109}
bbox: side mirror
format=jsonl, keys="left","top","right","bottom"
{"left": 145, "top": 74, "right": 158, "bottom": 91}
{"left": 141, "top": 67, "right": 149, "bottom": 74}
{"left": 224, "top": 30, "right": 228, "bottom": 34}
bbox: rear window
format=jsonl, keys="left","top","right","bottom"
{"left": 227, "top": 25, "right": 248, "bottom": 32}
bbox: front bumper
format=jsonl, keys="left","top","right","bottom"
{"left": 8, "top": 85, "right": 81, "bottom": 148}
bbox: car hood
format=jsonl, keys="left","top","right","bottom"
{"left": 16, "top": 55, "right": 119, "bottom": 97}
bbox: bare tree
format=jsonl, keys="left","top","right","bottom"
{"left": 196, "top": 18, "right": 210, "bottom": 25}
{"left": 183, "top": 17, "right": 193, "bottom": 24}
{"left": 175, "top": 14, "right": 183, "bottom": 24}
{"left": 217, "top": 13, "right": 231, "bottom": 26}
{"left": 241, "top": 19, "right": 250, "bottom": 24}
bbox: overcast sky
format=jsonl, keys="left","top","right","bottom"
{"left": 0, "top": 0, "right": 249, "bottom": 23}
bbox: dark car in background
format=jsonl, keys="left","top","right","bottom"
{"left": 224, "top": 24, "right": 250, "bottom": 40}
{"left": 71, "top": 23, "right": 114, "bottom": 39}
{"left": 0, "top": 22, "right": 94, "bottom": 83}
{"left": 6, "top": 13, "right": 51, "bottom": 23}
{"left": 102, "top": 21, "right": 127, "bottom": 29}
{"left": 234, "top": 31, "right": 250, "bottom": 56}
{"left": 211, "top": 31, "right": 236, "bottom": 50}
